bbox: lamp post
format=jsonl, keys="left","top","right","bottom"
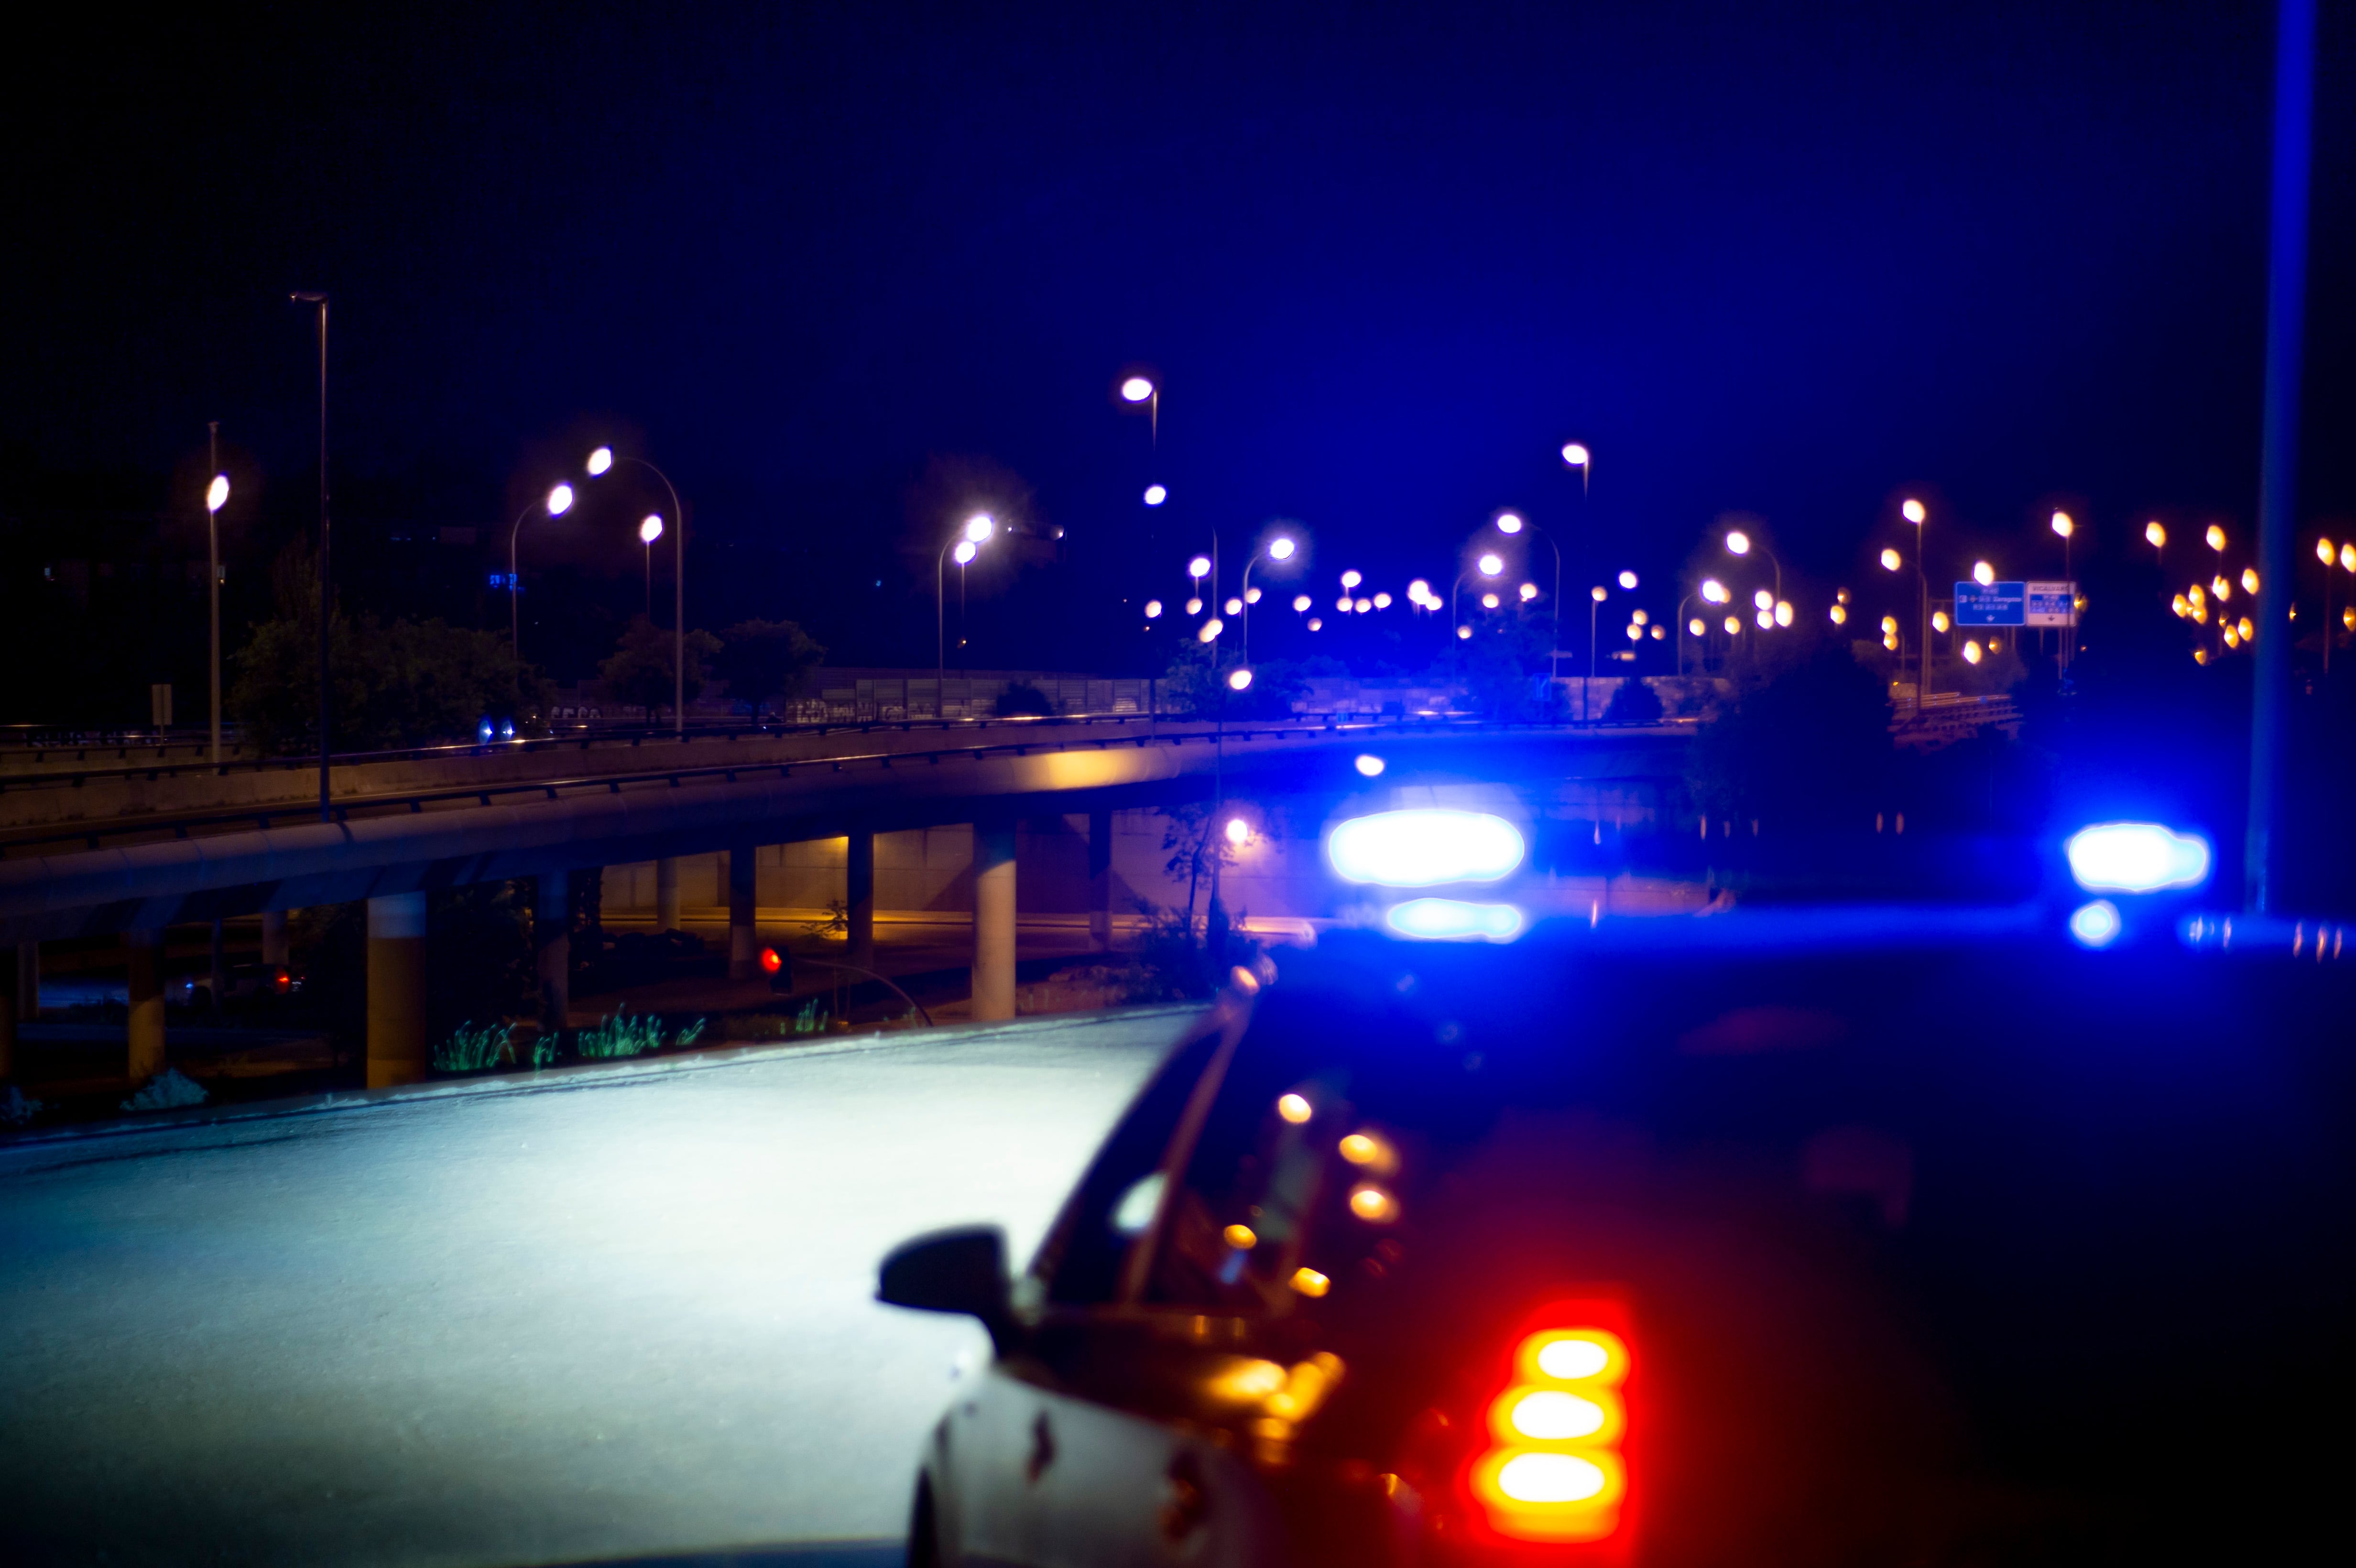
{"left": 938, "top": 514, "right": 994, "bottom": 676}
{"left": 1453, "top": 552, "right": 1505, "bottom": 633}
{"left": 584, "top": 447, "right": 689, "bottom": 735}
{"left": 289, "top": 292, "right": 331, "bottom": 821}
{"left": 638, "top": 515, "right": 664, "bottom": 618}
{"left": 204, "top": 428, "right": 229, "bottom": 765}
{"left": 1902, "top": 497, "right": 1930, "bottom": 705}
{"left": 1587, "top": 585, "right": 1609, "bottom": 722}
{"left": 2051, "top": 511, "right": 2076, "bottom": 668}
{"left": 1239, "top": 534, "right": 1296, "bottom": 663}
{"left": 1723, "top": 527, "right": 1782, "bottom": 606}
{"left": 508, "top": 483, "right": 577, "bottom": 660}
{"left": 1494, "top": 511, "right": 1563, "bottom": 680}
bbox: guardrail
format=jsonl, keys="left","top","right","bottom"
{"left": 0, "top": 715, "right": 1640, "bottom": 861}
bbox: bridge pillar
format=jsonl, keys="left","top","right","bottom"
{"left": 727, "top": 843, "right": 758, "bottom": 980}
{"left": 1088, "top": 809, "right": 1113, "bottom": 949}
{"left": 655, "top": 858, "right": 682, "bottom": 932}
{"left": 0, "top": 948, "right": 15, "bottom": 1081}
{"left": 261, "top": 909, "right": 289, "bottom": 968}
{"left": 972, "top": 820, "right": 1017, "bottom": 1023}
{"left": 846, "top": 830, "right": 875, "bottom": 971}
{"left": 17, "top": 940, "right": 40, "bottom": 1023}
{"left": 366, "top": 893, "right": 429, "bottom": 1089}
{"left": 127, "top": 928, "right": 166, "bottom": 1084}
{"left": 535, "top": 872, "right": 570, "bottom": 1035}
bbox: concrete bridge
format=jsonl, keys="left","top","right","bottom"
{"left": 0, "top": 716, "right": 1688, "bottom": 1089}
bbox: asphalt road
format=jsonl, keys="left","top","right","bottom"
{"left": 0, "top": 1009, "right": 1189, "bottom": 1568}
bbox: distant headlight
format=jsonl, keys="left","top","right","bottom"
{"left": 2065, "top": 823, "right": 2211, "bottom": 894}
{"left": 1329, "top": 809, "right": 1525, "bottom": 887}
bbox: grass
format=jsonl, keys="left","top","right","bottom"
{"left": 574, "top": 1011, "right": 707, "bottom": 1060}
{"left": 434, "top": 1022, "right": 513, "bottom": 1073}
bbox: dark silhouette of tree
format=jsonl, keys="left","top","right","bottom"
{"left": 599, "top": 614, "right": 720, "bottom": 722}
{"left": 1689, "top": 644, "right": 1892, "bottom": 831}
{"left": 713, "top": 618, "right": 825, "bottom": 719}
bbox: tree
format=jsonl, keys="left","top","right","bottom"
{"left": 228, "top": 538, "right": 543, "bottom": 754}
{"left": 996, "top": 680, "right": 1055, "bottom": 716}
{"left": 1158, "top": 642, "right": 1307, "bottom": 720}
{"left": 1433, "top": 613, "right": 1561, "bottom": 720}
{"left": 712, "top": 618, "right": 826, "bottom": 719}
{"left": 1688, "top": 643, "right": 1892, "bottom": 831}
{"left": 1602, "top": 677, "right": 1665, "bottom": 725}
{"left": 599, "top": 615, "right": 721, "bottom": 722}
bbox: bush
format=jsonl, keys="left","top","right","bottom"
{"left": 433, "top": 1022, "right": 513, "bottom": 1073}
{"left": 996, "top": 680, "right": 1056, "bottom": 717}
{"left": 1602, "top": 678, "right": 1665, "bottom": 725}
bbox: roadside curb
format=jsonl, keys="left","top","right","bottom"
{"left": 0, "top": 1001, "right": 1206, "bottom": 1155}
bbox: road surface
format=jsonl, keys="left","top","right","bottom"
{"left": 0, "top": 1008, "right": 1190, "bottom": 1567}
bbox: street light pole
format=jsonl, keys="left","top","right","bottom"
{"left": 205, "top": 424, "right": 228, "bottom": 766}
{"left": 937, "top": 514, "right": 994, "bottom": 679}
{"left": 290, "top": 292, "right": 330, "bottom": 821}
{"left": 1587, "top": 586, "right": 1606, "bottom": 722}
{"left": 508, "top": 485, "right": 576, "bottom": 661}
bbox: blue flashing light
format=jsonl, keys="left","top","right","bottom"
{"left": 499, "top": 718, "right": 516, "bottom": 741}
{"left": 1385, "top": 898, "right": 1525, "bottom": 942}
{"left": 477, "top": 717, "right": 495, "bottom": 744}
{"left": 2068, "top": 899, "right": 2123, "bottom": 948}
{"left": 1328, "top": 809, "right": 1526, "bottom": 887}
{"left": 2065, "top": 822, "right": 2211, "bottom": 894}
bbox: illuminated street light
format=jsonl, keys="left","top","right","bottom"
{"left": 1618, "top": 570, "right": 1638, "bottom": 590}
{"left": 953, "top": 540, "right": 977, "bottom": 566}
{"left": 1408, "top": 578, "right": 1432, "bottom": 604}
{"left": 1120, "top": 376, "right": 1156, "bottom": 403}
{"left": 2172, "top": 595, "right": 2189, "bottom": 618}
{"left": 637, "top": 514, "right": 665, "bottom": 617}
{"left": 1933, "top": 610, "right": 1951, "bottom": 633}
{"left": 1829, "top": 604, "right": 1848, "bottom": 625}
{"left": 1268, "top": 537, "right": 1297, "bottom": 562}
{"left": 1189, "top": 556, "right": 1211, "bottom": 579}
{"left": 1308, "top": 617, "right": 1324, "bottom": 631}
{"left": 2213, "top": 576, "right": 2232, "bottom": 601}
{"left": 1293, "top": 594, "right": 1312, "bottom": 612}
{"left": 2342, "top": 544, "right": 2356, "bottom": 573}
{"left": 1477, "top": 555, "right": 1502, "bottom": 577}
{"left": 1689, "top": 618, "right": 1706, "bottom": 636}
{"left": 1963, "top": 640, "right": 1984, "bottom": 665}
{"left": 1198, "top": 618, "right": 1223, "bottom": 642}
{"left": 1724, "top": 616, "right": 1741, "bottom": 635}
{"left": 1224, "top": 597, "right": 1243, "bottom": 616}
{"left": 581, "top": 445, "right": 691, "bottom": 732}
{"left": 548, "top": 483, "right": 575, "bottom": 515}
{"left": 1337, "top": 595, "right": 1355, "bottom": 612}
{"left": 586, "top": 446, "right": 613, "bottom": 477}
{"left": 1626, "top": 623, "right": 1643, "bottom": 641}
{"left": 1902, "top": 498, "right": 1926, "bottom": 524}
{"left": 638, "top": 515, "right": 664, "bottom": 544}
{"left": 937, "top": 516, "right": 995, "bottom": 673}
{"left": 2237, "top": 617, "right": 2254, "bottom": 642}
{"left": 1224, "top": 816, "right": 1252, "bottom": 845}
{"left": 1495, "top": 512, "right": 1525, "bottom": 534}
{"left": 2241, "top": 568, "right": 2259, "bottom": 594}
{"left": 1481, "top": 592, "right": 1500, "bottom": 610}
{"left": 1518, "top": 582, "right": 1538, "bottom": 602}
{"left": 963, "top": 513, "right": 994, "bottom": 543}
{"left": 1562, "top": 442, "right": 1591, "bottom": 468}
{"left": 1753, "top": 589, "right": 1773, "bottom": 611}
{"left": 1373, "top": 591, "right": 1392, "bottom": 610}
{"left": 1774, "top": 600, "right": 1793, "bottom": 627}
{"left": 2319, "top": 538, "right": 2335, "bottom": 565}
{"left": 2051, "top": 511, "right": 2073, "bottom": 538}
{"left": 1143, "top": 484, "right": 1167, "bottom": 506}
{"left": 1701, "top": 578, "right": 1728, "bottom": 604}
{"left": 510, "top": 480, "right": 586, "bottom": 660}
{"left": 2206, "top": 524, "right": 2226, "bottom": 552}
{"left": 1756, "top": 610, "right": 1773, "bottom": 630}
{"left": 201, "top": 429, "right": 232, "bottom": 763}
{"left": 1341, "top": 569, "right": 1363, "bottom": 589}
{"left": 2147, "top": 521, "right": 2167, "bottom": 552}
{"left": 1456, "top": 624, "right": 1472, "bottom": 640}
{"left": 1725, "top": 530, "right": 1751, "bottom": 555}
{"left": 1185, "top": 597, "right": 1203, "bottom": 616}
{"left": 1973, "top": 561, "right": 1995, "bottom": 586}
{"left": 1880, "top": 548, "right": 1902, "bottom": 572}
{"left": 1145, "top": 599, "right": 1164, "bottom": 619}
{"left": 1243, "top": 587, "right": 1262, "bottom": 605}
{"left": 1228, "top": 667, "right": 1254, "bottom": 691}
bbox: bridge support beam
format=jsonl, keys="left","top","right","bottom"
{"left": 366, "top": 893, "right": 429, "bottom": 1089}
{"left": 0, "top": 948, "right": 16, "bottom": 1081}
{"left": 727, "top": 843, "right": 758, "bottom": 980}
{"left": 846, "top": 830, "right": 875, "bottom": 971}
{"left": 1088, "top": 809, "right": 1113, "bottom": 949}
{"left": 261, "top": 910, "right": 289, "bottom": 968}
{"left": 127, "top": 928, "right": 165, "bottom": 1085}
{"left": 972, "top": 820, "right": 1017, "bottom": 1023}
{"left": 14, "top": 941, "right": 35, "bottom": 1023}
{"left": 655, "top": 858, "right": 682, "bottom": 932}
{"left": 535, "top": 872, "right": 569, "bottom": 1036}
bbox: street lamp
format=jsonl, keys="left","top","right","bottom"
{"left": 1495, "top": 510, "right": 1563, "bottom": 679}
{"left": 1901, "top": 498, "right": 1930, "bottom": 705}
{"left": 1587, "top": 584, "right": 1609, "bottom": 721}
{"left": 638, "top": 515, "right": 664, "bottom": 617}
{"left": 203, "top": 431, "right": 229, "bottom": 764}
{"left": 1561, "top": 442, "right": 1591, "bottom": 492}
{"left": 1240, "top": 534, "right": 1297, "bottom": 662}
{"left": 583, "top": 446, "right": 690, "bottom": 735}
{"left": 2052, "top": 511, "right": 2076, "bottom": 667}
{"left": 938, "top": 513, "right": 994, "bottom": 675}
{"left": 508, "top": 482, "right": 576, "bottom": 663}
{"left": 1453, "top": 552, "right": 1505, "bottom": 632}
{"left": 1724, "top": 527, "right": 1781, "bottom": 604}
{"left": 289, "top": 289, "right": 331, "bottom": 820}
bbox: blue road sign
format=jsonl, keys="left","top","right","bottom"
{"left": 1953, "top": 581, "right": 2027, "bottom": 626}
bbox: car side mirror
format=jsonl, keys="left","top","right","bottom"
{"left": 878, "top": 1225, "right": 1015, "bottom": 1348}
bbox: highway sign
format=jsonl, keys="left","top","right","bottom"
{"left": 2025, "top": 581, "right": 2076, "bottom": 627}
{"left": 1953, "top": 581, "right": 2027, "bottom": 626}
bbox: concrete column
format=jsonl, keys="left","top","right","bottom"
{"left": 16, "top": 940, "right": 39, "bottom": 1022}
{"left": 127, "top": 928, "right": 166, "bottom": 1084}
{"left": 656, "top": 858, "right": 682, "bottom": 932}
{"left": 260, "top": 909, "right": 290, "bottom": 967}
{"left": 727, "top": 843, "right": 758, "bottom": 980}
{"left": 535, "top": 871, "right": 570, "bottom": 1036}
{"left": 846, "top": 830, "right": 876, "bottom": 971}
{"left": 1088, "top": 809, "right": 1114, "bottom": 949}
{"left": 972, "top": 820, "right": 1017, "bottom": 1023}
{"left": 366, "top": 893, "right": 429, "bottom": 1089}
{"left": 0, "top": 948, "right": 16, "bottom": 1082}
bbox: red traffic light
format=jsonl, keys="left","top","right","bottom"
{"left": 760, "top": 947, "right": 783, "bottom": 975}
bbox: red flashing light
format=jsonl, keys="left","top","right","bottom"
{"left": 759, "top": 947, "right": 783, "bottom": 975}
{"left": 271, "top": 967, "right": 292, "bottom": 994}
{"left": 1464, "top": 1297, "right": 1635, "bottom": 1552}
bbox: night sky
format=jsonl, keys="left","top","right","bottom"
{"left": 10, "top": 1, "right": 2352, "bottom": 676}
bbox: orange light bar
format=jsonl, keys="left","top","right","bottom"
{"left": 1466, "top": 1298, "right": 1634, "bottom": 1549}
